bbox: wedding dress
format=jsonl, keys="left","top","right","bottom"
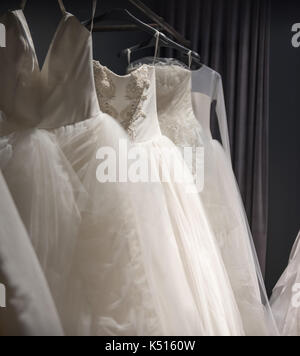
{"left": 0, "top": 0, "right": 221, "bottom": 336}
{"left": 93, "top": 60, "right": 246, "bottom": 336}
{"left": 191, "top": 64, "right": 278, "bottom": 335}
{"left": 0, "top": 169, "right": 63, "bottom": 336}
{"left": 271, "top": 231, "right": 300, "bottom": 336}
{"left": 0, "top": 0, "right": 94, "bottom": 313}
{"left": 128, "top": 58, "right": 278, "bottom": 336}
{"left": 0, "top": 0, "right": 181, "bottom": 336}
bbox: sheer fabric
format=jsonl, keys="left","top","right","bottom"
{"left": 0, "top": 170, "right": 63, "bottom": 336}
{"left": 271, "top": 231, "right": 300, "bottom": 336}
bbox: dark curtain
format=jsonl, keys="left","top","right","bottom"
{"left": 156, "top": 0, "right": 270, "bottom": 276}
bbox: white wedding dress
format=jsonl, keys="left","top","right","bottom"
{"left": 190, "top": 64, "right": 278, "bottom": 335}
{"left": 0, "top": 2, "right": 90, "bottom": 320}
{"left": 93, "top": 60, "right": 246, "bottom": 336}
{"left": 0, "top": 0, "right": 199, "bottom": 336}
{"left": 128, "top": 59, "right": 278, "bottom": 336}
{"left": 0, "top": 170, "right": 63, "bottom": 336}
{"left": 271, "top": 231, "right": 300, "bottom": 336}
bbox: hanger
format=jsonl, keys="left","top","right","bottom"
{"left": 83, "top": 8, "right": 201, "bottom": 66}
{"left": 128, "top": 0, "right": 191, "bottom": 47}
{"left": 83, "top": 1, "right": 190, "bottom": 47}
{"left": 83, "top": 6, "right": 201, "bottom": 67}
{"left": 122, "top": 30, "right": 202, "bottom": 67}
{"left": 83, "top": 8, "right": 160, "bottom": 36}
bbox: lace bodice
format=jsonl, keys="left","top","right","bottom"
{"left": 154, "top": 65, "right": 204, "bottom": 150}
{"left": 128, "top": 62, "right": 204, "bottom": 150}
{"left": 129, "top": 58, "right": 231, "bottom": 161}
{"left": 128, "top": 57, "right": 189, "bottom": 71}
{"left": 127, "top": 63, "right": 205, "bottom": 179}
{"left": 93, "top": 62, "right": 161, "bottom": 142}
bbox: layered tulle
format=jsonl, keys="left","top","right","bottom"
{"left": 271, "top": 232, "right": 300, "bottom": 336}
{"left": 0, "top": 128, "right": 85, "bottom": 315}
{"left": 54, "top": 114, "right": 207, "bottom": 336}
{"left": 92, "top": 62, "right": 248, "bottom": 335}
{"left": 0, "top": 171, "right": 63, "bottom": 336}
{"left": 140, "top": 135, "right": 245, "bottom": 336}
{"left": 201, "top": 138, "right": 277, "bottom": 335}
{"left": 137, "top": 63, "right": 279, "bottom": 336}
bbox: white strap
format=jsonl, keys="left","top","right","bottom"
{"left": 57, "top": 0, "right": 67, "bottom": 14}
{"left": 188, "top": 50, "right": 192, "bottom": 69}
{"left": 127, "top": 49, "right": 132, "bottom": 66}
{"left": 153, "top": 31, "right": 160, "bottom": 64}
{"left": 90, "top": 0, "right": 98, "bottom": 33}
{"left": 21, "top": 0, "right": 66, "bottom": 14}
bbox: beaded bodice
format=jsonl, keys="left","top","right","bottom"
{"left": 94, "top": 62, "right": 161, "bottom": 142}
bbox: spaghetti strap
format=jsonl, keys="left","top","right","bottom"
{"left": 20, "top": 0, "right": 67, "bottom": 14}
{"left": 90, "top": 0, "right": 98, "bottom": 33}
{"left": 153, "top": 30, "right": 160, "bottom": 64}
{"left": 57, "top": 0, "right": 67, "bottom": 14}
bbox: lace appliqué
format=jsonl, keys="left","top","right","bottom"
{"left": 120, "top": 66, "right": 150, "bottom": 140}
{"left": 94, "top": 63, "right": 119, "bottom": 120}
{"left": 94, "top": 62, "right": 150, "bottom": 140}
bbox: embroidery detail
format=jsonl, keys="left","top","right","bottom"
{"left": 94, "top": 63, "right": 119, "bottom": 120}
{"left": 94, "top": 62, "right": 150, "bottom": 140}
{"left": 120, "top": 66, "right": 150, "bottom": 140}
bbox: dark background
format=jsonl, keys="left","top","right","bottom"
{"left": 266, "top": 0, "right": 300, "bottom": 294}
{"left": 0, "top": 0, "right": 300, "bottom": 295}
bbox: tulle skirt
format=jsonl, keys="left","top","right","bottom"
{"left": 55, "top": 116, "right": 245, "bottom": 336}
{"left": 145, "top": 135, "right": 245, "bottom": 336}
{"left": 271, "top": 232, "right": 300, "bottom": 336}
{"left": 54, "top": 115, "right": 161, "bottom": 335}
{"left": 0, "top": 170, "right": 63, "bottom": 336}
{"left": 200, "top": 138, "right": 278, "bottom": 336}
{"left": 0, "top": 128, "right": 84, "bottom": 317}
